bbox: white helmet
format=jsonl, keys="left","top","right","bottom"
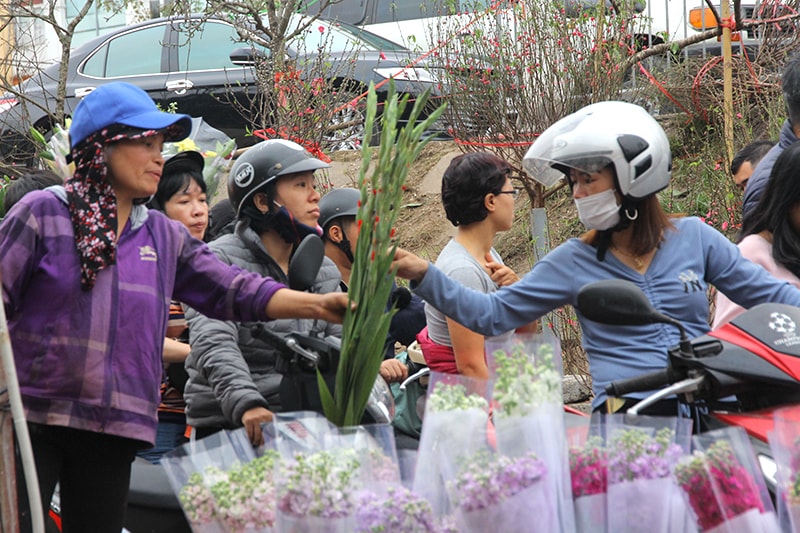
{"left": 522, "top": 101, "right": 671, "bottom": 200}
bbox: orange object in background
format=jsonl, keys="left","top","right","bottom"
{"left": 689, "top": 6, "right": 720, "bottom": 29}
{"left": 689, "top": 7, "right": 742, "bottom": 41}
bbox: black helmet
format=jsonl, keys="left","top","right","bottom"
{"left": 228, "top": 139, "right": 330, "bottom": 217}
{"left": 318, "top": 187, "right": 361, "bottom": 230}
{"left": 164, "top": 150, "right": 204, "bottom": 176}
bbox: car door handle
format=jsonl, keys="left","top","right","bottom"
{"left": 166, "top": 80, "right": 194, "bottom": 95}
{"left": 74, "top": 87, "right": 96, "bottom": 98}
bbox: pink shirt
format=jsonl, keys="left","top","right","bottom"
{"left": 713, "top": 234, "right": 800, "bottom": 327}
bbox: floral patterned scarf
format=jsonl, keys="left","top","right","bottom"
{"left": 65, "top": 124, "right": 180, "bottom": 289}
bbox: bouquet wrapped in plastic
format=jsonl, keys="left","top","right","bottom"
{"left": 272, "top": 411, "right": 357, "bottom": 532}
{"left": 273, "top": 411, "right": 448, "bottom": 532}
{"left": 162, "top": 428, "right": 278, "bottom": 532}
{"left": 445, "top": 447, "right": 550, "bottom": 533}
{"left": 486, "top": 333, "right": 572, "bottom": 532}
{"left": 605, "top": 416, "right": 694, "bottom": 533}
{"left": 412, "top": 372, "right": 491, "bottom": 517}
{"left": 770, "top": 405, "right": 800, "bottom": 532}
{"left": 676, "top": 426, "right": 780, "bottom": 533}
{"left": 568, "top": 423, "right": 608, "bottom": 533}
{"left": 162, "top": 117, "right": 236, "bottom": 199}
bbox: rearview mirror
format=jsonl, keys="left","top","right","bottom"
{"left": 577, "top": 279, "right": 674, "bottom": 327}
{"left": 288, "top": 235, "right": 324, "bottom": 291}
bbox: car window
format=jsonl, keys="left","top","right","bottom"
{"left": 82, "top": 25, "right": 167, "bottom": 78}
{"left": 176, "top": 21, "right": 255, "bottom": 71}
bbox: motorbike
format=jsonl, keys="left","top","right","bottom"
{"left": 577, "top": 278, "right": 800, "bottom": 497}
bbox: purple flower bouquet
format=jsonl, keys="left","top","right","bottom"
{"left": 162, "top": 428, "right": 277, "bottom": 532}
{"left": 605, "top": 417, "right": 693, "bottom": 533}
{"left": 676, "top": 426, "right": 779, "bottom": 533}
{"left": 447, "top": 448, "right": 551, "bottom": 533}
{"left": 273, "top": 411, "right": 426, "bottom": 533}
{"left": 486, "top": 333, "right": 575, "bottom": 532}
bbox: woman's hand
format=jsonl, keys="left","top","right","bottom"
{"left": 485, "top": 253, "right": 520, "bottom": 287}
{"left": 241, "top": 406, "right": 274, "bottom": 446}
{"left": 266, "top": 290, "right": 352, "bottom": 323}
{"left": 380, "top": 358, "right": 409, "bottom": 383}
{"left": 392, "top": 248, "right": 429, "bottom": 282}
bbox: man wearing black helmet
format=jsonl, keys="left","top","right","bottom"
{"left": 319, "top": 187, "right": 427, "bottom": 384}
{"left": 183, "top": 139, "right": 343, "bottom": 446}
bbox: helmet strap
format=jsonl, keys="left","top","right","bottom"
{"left": 336, "top": 232, "right": 355, "bottom": 264}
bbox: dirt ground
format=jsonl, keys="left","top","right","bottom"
{"left": 326, "top": 139, "right": 462, "bottom": 260}
{"left": 325, "top": 139, "right": 541, "bottom": 276}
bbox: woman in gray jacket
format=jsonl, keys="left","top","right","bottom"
{"left": 184, "top": 140, "right": 342, "bottom": 446}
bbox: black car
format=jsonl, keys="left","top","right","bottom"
{"left": 0, "top": 14, "right": 447, "bottom": 165}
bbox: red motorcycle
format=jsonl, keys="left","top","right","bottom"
{"left": 577, "top": 278, "right": 800, "bottom": 497}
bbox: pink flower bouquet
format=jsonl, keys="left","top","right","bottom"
{"left": 569, "top": 433, "right": 608, "bottom": 533}
{"left": 676, "top": 426, "right": 780, "bottom": 533}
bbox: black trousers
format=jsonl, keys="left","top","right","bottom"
{"left": 17, "top": 422, "right": 140, "bottom": 533}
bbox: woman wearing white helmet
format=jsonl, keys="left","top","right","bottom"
{"left": 392, "top": 101, "right": 800, "bottom": 414}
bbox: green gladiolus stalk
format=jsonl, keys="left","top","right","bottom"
{"left": 317, "top": 81, "right": 445, "bottom": 427}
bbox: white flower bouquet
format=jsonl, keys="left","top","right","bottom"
{"left": 486, "top": 333, "right": 573, "bottom": 532}
{"left": 413, "top": 372, "right": 491, "bottom": 517}
{"left": 162, "top": 428, "right": 277, "bottom": 532}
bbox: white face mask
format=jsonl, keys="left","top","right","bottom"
{"left": 574, "top": 188, "right": 621, "bottom": 230}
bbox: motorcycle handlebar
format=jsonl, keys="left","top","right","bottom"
{"left": 605, "top": 368, "right": 679, "bottom": 398}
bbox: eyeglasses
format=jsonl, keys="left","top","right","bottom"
{"left": 496, "top": 187, "right": 521, "bottom": 197}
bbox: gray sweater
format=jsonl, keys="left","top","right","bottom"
{"left": 184, "top": 224, "right": 341, "bottom": 430}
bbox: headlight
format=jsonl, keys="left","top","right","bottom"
{"left": 374, "top": 67, "right": 438, "bottom": 83}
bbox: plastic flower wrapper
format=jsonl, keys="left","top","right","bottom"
{"left": 567, "top": 420, "right": 608, "bottom": 533}
{"left": 444, "top": 446, "right": 552, "bottom": 533}
{"left": 322, "top": 423, "right": 402, "bottom": 496}
{"left": 604, "top": 415, "right": 694, "bottom": 533}
{"left": 412, "top": 371, "right": 491, "bottom": 517}
{"left": 355, "top": 485, "right": 458, "bottom": 533}
{"left": 676, "top": 426, "right": 779, "bottom": 533}
{"left": 770, "top": 406, "right": 800, "bottom": 532}
{"left": 486, "top": 333, "right": 574, "bottom": 532}
{"left": 162, "top": 427, "right": 278, "bottom": 532}
{"left": 162, "top": 117, "right": 236, "bottom": 199}
{"left": 35, "top": 121, "right": 72, "bottom": 180}
{"left": 273, "top": 411, "right": 362, "bottom": 532}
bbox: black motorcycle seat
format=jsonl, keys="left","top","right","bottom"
{"left": 127, "top": 457, "right": 182, "bottom": 509}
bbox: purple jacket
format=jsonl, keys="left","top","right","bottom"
{"left": 0, "top": 188, "right": 284, "bottom": 446}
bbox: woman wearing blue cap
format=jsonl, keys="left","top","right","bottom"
{"left": 0, "top": 82, "right": 349, "bottom": 532}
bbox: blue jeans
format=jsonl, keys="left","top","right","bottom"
{"left": 136, "top": 421, "right": 187, "bottom": 464}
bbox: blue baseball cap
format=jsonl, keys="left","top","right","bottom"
{"left": 69, "top": 82, "right": 192, "bottom": 148}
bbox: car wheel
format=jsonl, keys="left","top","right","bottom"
{"left": 323, "top": 87, "right": 379, "bottom": 151}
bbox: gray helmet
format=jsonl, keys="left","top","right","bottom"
{"left": 318, "top": 187, "right": 361, "bottom": 230}
{"left": 228, "top": 139, "right": 330, "bottom": 216}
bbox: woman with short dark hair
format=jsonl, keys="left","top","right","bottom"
{"left": 418, "top": 151, "right": 534, "bottom": 379}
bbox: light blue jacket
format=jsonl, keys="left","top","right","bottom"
{"left": 411, "top": 217, "right": 800, "bottom": 409}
